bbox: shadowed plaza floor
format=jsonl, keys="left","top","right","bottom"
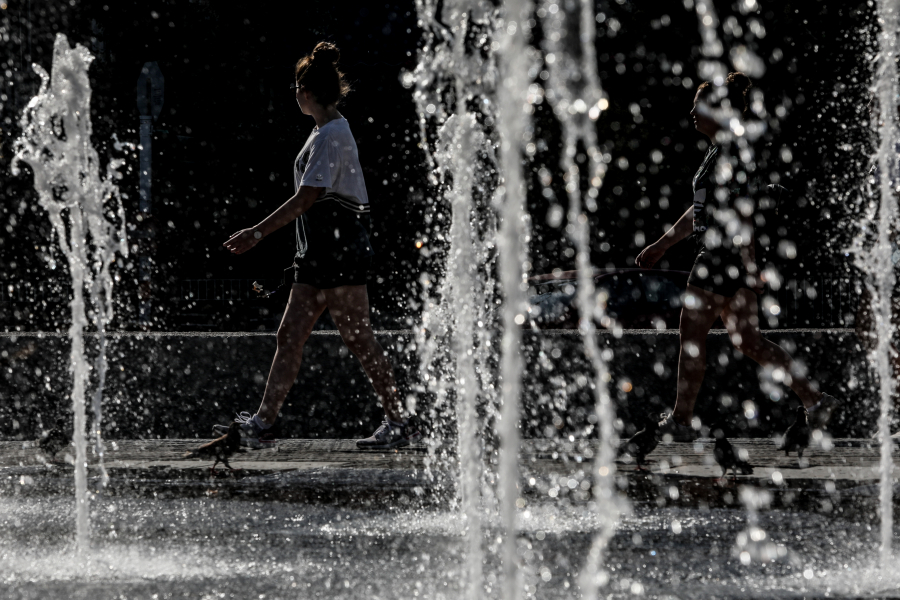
{"left": 2, "top": 438, "right": 898, "bottom": 517}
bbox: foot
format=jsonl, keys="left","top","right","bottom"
{"left": 807, "top": 394, "right": 841, "bottom": 430}
{"left": 357, "top": 417, "right": 423, "bottom": 450}
{"left": 657, "top": 412, "right": 698, "bottom": 443}
{"left": 212, "top": 412, "right": 277, "bottom": 449}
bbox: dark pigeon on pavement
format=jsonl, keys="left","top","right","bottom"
{"left": 713, "top": 430, "right": 753, "bottom": 482}
{"left": 183, "top": 422, "right": 242, "bottom": 473}
{"left": 781, "top": 406, "right": 811, "bottom": 462}
{"left": 619, "top": 413, "right": 660, "bottom": 471}
{"left": 38, "top": 418, "right": 70, "bottom": 459}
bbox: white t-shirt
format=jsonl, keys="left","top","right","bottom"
{"left": 294, "top": 117, "right": 369, "bottom": 206}
{"left": 293, "top": 117, "right": 372, "bottom": 259}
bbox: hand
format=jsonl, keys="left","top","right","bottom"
{"left": 635, "top": 242, "right": 666, "bottom": 269}
{"left": 223, "top": 228, "right": 262, "bottom": 255}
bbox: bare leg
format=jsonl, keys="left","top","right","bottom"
{"left": 324, "top": 284, "right": 404, "bottom": 422}
{"left": 255, "top": 284, "right": 327, "bottom": 425}
{"left": 672, "top": 284, "right": 727, "bottom": 426}
{"left": 721, "top": 288, "right": 822, "bottom": 408}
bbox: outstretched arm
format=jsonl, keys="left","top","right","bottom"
{"left": 223, "top": 186, "right": 325, "bottom": 255}
{"left": 635, "top": 205, "right": 694, "bottom": 269}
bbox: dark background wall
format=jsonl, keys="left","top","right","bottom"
{"left": 0, "top": 0, "right": 876, "bottom": 332}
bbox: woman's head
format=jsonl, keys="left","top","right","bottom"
{"left": 294, "top": 42, "right": 351, "bottom": 109}
{"left": 697, "top": 71, "right": 753, "bottom": 115}
{"left": 691, "top": 71, "right": 753, "bottom": 138}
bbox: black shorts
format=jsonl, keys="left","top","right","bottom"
{"left": 687, "top": 234, "right": 751, "bottom": 298}
{"left": 293, "top": 254, "right": 371, "bottom": 289}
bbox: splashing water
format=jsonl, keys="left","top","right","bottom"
{"left": 438, "top": 3, "right": 496, "bottom": 595}
{"left": 536, "top": 1, "right": 621, "bottom": 596}
{"left": 412, "top": 0, "right": 536, "bottom": 596}
{"left": 12, "top": 34, "right": 128, "bottom": 553}
{"left": 410, "top": 0, "right": 502, "bottom": 594}
{"left": 493, "top": 2, "right": 534, "bottom": 598}
{"left": 444, "top": 109, "right": 488, "bottom": 600}
{"left": 868, "top": 0, "right": 900, "bottom": 569}
{"left": 412, "top": 0, "right": 629, "bottom": 594}
{"left": 410, "top": 0, "right": 499, "bottom": 597}
{"left": 735, "top": 486, "right": 792, "bottom": 566}
{"left": 695, "top": 0, "right": 727, "bottom": 86}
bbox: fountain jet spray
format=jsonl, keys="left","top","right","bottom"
{"left": 13, "top": 34, "right": 128, "bottom": 553}
{"left": 409, "top": 1, "right": 500, "bottom": 593}
{"left": 441, "top": 4, "right": 495, "bottom": 594}
{"left": 537, "top": 1, "right": 621, "bottom": 596}
{"left": 871, "top": 0, "right": 899, "bottom": 569}
{"left": 495, "top": 1, "right": 533, "bottom": 598}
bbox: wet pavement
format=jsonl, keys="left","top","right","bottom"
{"left": 3, "top": 438, "right": 900, "bottom": 599}
{"left": 1, "top": 437, "right": 897, "bottom": 517}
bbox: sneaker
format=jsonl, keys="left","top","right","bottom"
{"left": 807, "top": 394, "right": 841, "bottom": 430}
{"left": 212, "top": 411, "right": 277, "bottom": 449}
{"left": 656, "top": 412, "right": 698, "bottom": 443}
{"left": 357, "top": 417, "right": 423, "bottom": 450}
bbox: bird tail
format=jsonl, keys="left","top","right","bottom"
{"left": 738, "top": 461, "right": 754, "bottom": 474}
{"left": 183, "top": 451, "right": 198, "bottom": 459}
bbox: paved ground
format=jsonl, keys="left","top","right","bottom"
{"left": 1, "top": 437, "right": 897, "bottom": 516}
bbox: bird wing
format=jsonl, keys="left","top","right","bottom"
{"left": 188, "top": 435, "right": 227, "bottom": 457}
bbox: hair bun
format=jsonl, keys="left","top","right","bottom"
{"left": 312, "top": 42, "right": 340, "bottom": 65}
{"left": 727, "top": 71, "right": 752, "bottom": 92}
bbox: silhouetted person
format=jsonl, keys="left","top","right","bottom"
{"left": 220, "top": 42, "right": 420, "bottom": 450}
{"left": 635, "top": 72, "right": 842, "bottom": 441}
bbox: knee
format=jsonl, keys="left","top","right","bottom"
{"left": 276, "top": 325, "right": 307, "bottom": 351}
{"left": 343, "top": 330, "right": 378, "bottom": 357}
{"left": 679, "top": 313, "right": 708, "bottom": 344}
{"left": 680, "top": 337, "right": 705, "bottom": 359}
{"left": 730, "top": 329, "right": 762, "bottom": 355}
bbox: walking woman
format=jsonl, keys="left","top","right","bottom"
{"left": 220, "top": 42, "right": 420, "bottom": 449}
{"left": 635, "top": 71, "right": 841, "bottom": 440}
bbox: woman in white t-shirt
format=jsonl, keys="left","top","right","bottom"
{"left": 222, "top": 42, "right": 420, "bottom": 450}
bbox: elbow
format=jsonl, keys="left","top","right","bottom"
{"left": 299, "top": 196, "right": 317, "bottom": 215}
{"left": 297, "top": 187, "right": 323, "bottom": 214}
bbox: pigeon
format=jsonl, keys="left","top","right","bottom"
{"left": 619, "top": 413, "right": 660, "bottom": 471}
{"left": 183, "top": 422, "right": 242, "bottom": 473}
{"left": 38, "top": 418, "right": 70, "bottom": 459}
{"left": 713, "top": 431, "right": 753, "bottom": 482}
{"left": 781, "top": 406, "right": 810, "bottom": 461}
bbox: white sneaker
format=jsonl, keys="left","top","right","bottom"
{"left": 356, "top": 417, "right": 423, "bottom": 450}
{"left": 212, "top": 412, "right": 277, "bottom": 449}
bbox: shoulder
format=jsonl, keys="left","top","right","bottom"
{"left": 316, "top": 120, "right": 354, "bottom": 146}
{"left": 320, "top": 118, "right": 352, "bottom": 136}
